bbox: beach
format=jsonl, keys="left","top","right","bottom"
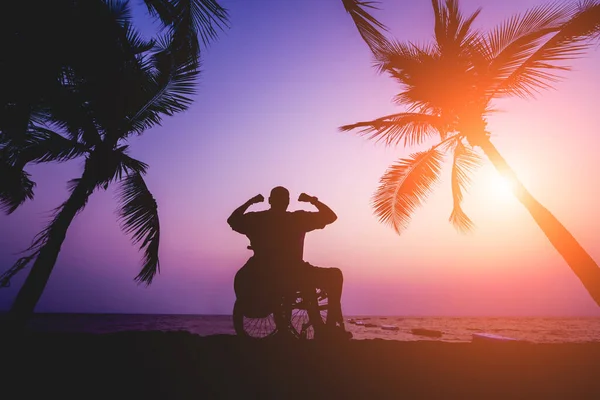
{"left": 3, "top": 331, "right": 600, "bottom": 399}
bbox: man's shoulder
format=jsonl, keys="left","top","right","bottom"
{"left": 291, "top": 210, "right": 310, "bottom": 216}
{"left": 245, "top": 210, "right": 267, "bottom": 215}
{"left": 241, "top": 211, "right": 269, "bottom": 221}
{"left": 291, "top": 210, "right": 317, "bottom": 215}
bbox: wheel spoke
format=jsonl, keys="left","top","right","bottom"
{"left": 235, "top": 290, "right": 330, "bottom": 340}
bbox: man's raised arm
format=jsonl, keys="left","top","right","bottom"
{"left": 227, "top": 194, "right": 264, "bottom": 233}
{"left": 298, "top": 193, "right": 337, "bottom": 225}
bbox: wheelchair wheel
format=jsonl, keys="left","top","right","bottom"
{"left": 289, "top": 288, "right": 328, "bottom": 339}
{"left": 233, "top": 299, "right": 285, "bottom": 339}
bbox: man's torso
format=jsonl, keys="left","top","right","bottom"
{"left": 244, "top": 210, "right": 308, "bottom": 266}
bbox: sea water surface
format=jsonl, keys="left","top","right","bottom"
{"left": 5, "top": 313, "right": 600, "bottom": 343}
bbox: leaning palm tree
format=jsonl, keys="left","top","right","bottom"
{"left": 341, "top": 0, "right": 600, "bottom": 305}
{"left": 0, "top": 0, "right": 227, "bottom": 212}
{"left": 0, "top": 0, "right": 227, "bottom": 330}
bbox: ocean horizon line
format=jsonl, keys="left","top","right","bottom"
{"left": 1, "top": 311, "right": 600, "bottom": 318}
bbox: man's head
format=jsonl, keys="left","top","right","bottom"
{"left": 269, "top": 186, "right": 290, "bottom": 212}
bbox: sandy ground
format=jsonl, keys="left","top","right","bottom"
{"left": 2, "top": 331, "right": 600, "bottom": 399}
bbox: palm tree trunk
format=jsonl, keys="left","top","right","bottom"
{"left": 479, "top": 137, "right": 600, "bottom": 307}
{"left": 7, "top": 177, "right": 92, "bottom": 332}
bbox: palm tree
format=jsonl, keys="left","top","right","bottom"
{"left": 341, "top": 0, "right": 600, "bottom": 305}
{"left": 0, "top": 0, "right": 227, "bottom": 210}
{"left": 0, "top": 0, "right": 228, "bottom": 330}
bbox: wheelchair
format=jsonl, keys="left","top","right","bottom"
{"left": 232, "top": 247, "right": 329, "bottom": 340}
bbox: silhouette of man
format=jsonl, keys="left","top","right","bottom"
{"left": 228, "top": 186, "right": 350, "bottom": 339}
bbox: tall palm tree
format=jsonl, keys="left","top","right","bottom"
{"left": 0, "top": 0, "right": 228, "bottom": 330}
{"left": 0, "top": 0, "right": 227, "bottom": 210}
{"left": 341, "top": 0, "right": 600, "bottom": 305}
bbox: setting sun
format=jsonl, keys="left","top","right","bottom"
{"left": 488, "top": 175, "right": 516, "bottom": 200}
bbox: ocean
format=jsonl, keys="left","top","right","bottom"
{"left": 5, "top": 313, "right": 600, "bottom": 343}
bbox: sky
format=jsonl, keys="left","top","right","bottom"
{"left": 1, "top": 0, "right": 599, "bottom": 316}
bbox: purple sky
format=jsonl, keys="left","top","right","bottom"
{"left": 1, "top": 0, "right": 599, "bottom": 316}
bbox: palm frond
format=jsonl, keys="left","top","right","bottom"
{"left": 374, "top": 41, "right": 441, "bottom": 111}
{"left": 143, "top": 0, "right": 176, "bottom": 24}
{"left": 90, "top": 146, "right": 149, "bottom": 189}
{"left": 125, "top": 22, "right": 156, "bottom": 54}
{"left": 106, "top": 0, "right": 132, "bottom": 27}
{"left": 183, "top": 0, "right": 230, "bottom": 47}
{"left": 449, "top": 139, "right": 481, "bottom": 233}
{"left": 0, "top": 162, "right": 35, "bottom": 214}
{"left": 45, "top": 84, "right": 103, "bottom": 146}
{"left": 372, "top": 147, "right": 445, "bottom": 234}
{"left": 144, "top": 0, "right": 229, "bottom": 52}
{"left": 373, "top": 40, "right": 430, "bottom": 77}
{"left": 432, "top": 0, "right": 482, "bottom": 53}
{"left": 340, "top": 112, "right": 446, "bottom": 146}
{"left": 119, "top": 151, "right": 149, "bottom": 175}
{"left": 484, "top": 1, "right": 573, "bottom": 59}
{"left": 374, "top": 39, "right": 479, "bottom": 113}
{"left": 481, "top": 2, "right": 580, "bottom": 98}
{"left": 342, "top": 0, "right": 389, "bottom": 56}
{"left": 125, "top": 57, "right": 199, "bottom": 135}
{"left": 116, "top": 172, "right": 160, "bottom": 285}
{"left": 578, "top": 0, "right": 600, "bottom": 40}
{"left": 493, "top": 1, "right": 600, "bottom": 98}
{"left": 16, "top": 127, "right": 89, "bottom": 165}
{"left": 455, "top": 7, "right": 483, "bottom": 49}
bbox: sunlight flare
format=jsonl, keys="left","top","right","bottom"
{"left": 489, "top": 175, "right": 517, "bottom": 200}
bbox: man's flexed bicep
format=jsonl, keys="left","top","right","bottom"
{"left": 297, "top": 193, "right": 337, "bottom": 231}
{"left": 227, "top": 194, "right": 264, "bottom": 234}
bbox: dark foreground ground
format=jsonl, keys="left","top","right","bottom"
{"left": 2, "top": 331, "right": 600, "bottom": 399}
